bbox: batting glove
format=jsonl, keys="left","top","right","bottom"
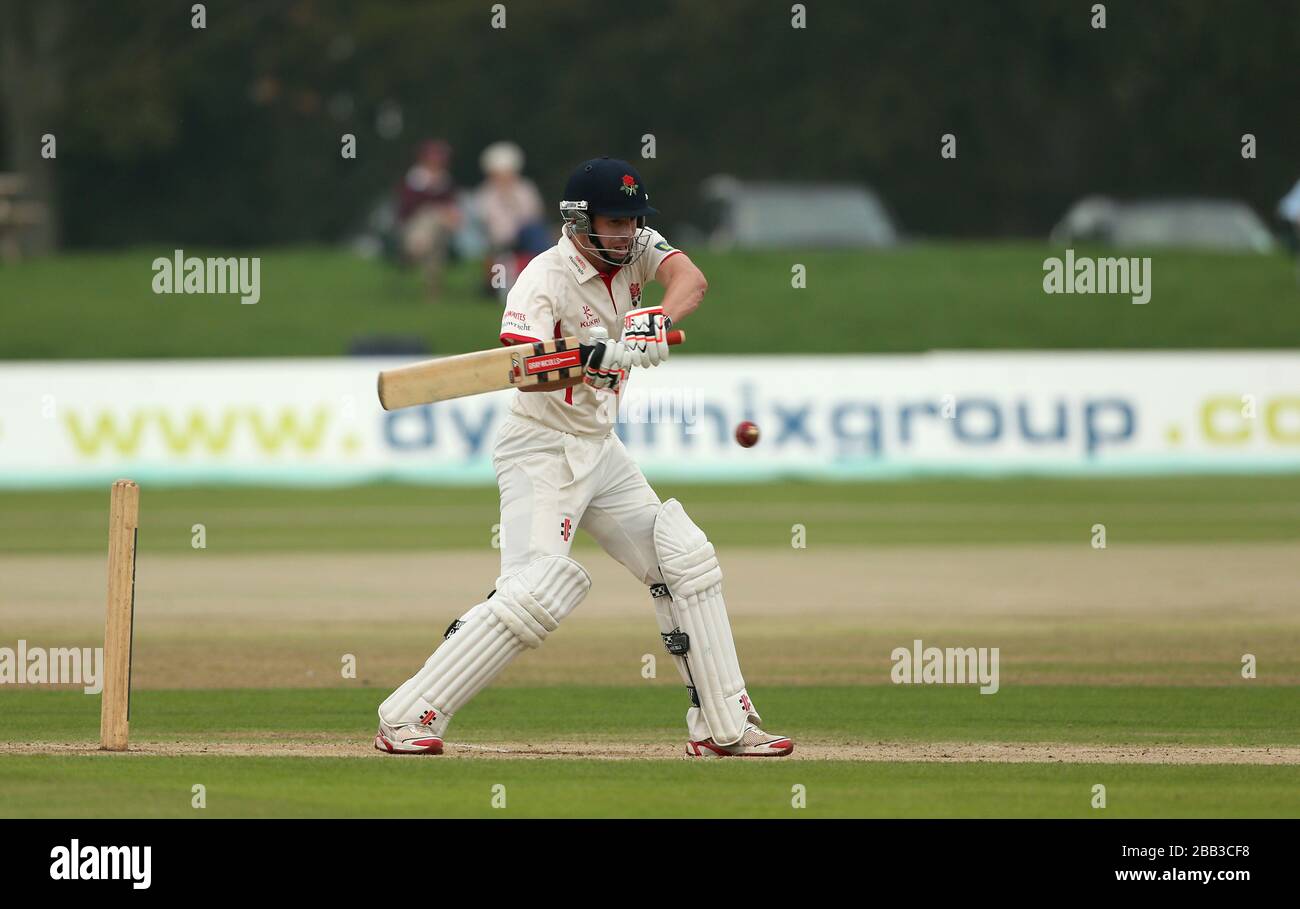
{"left": 620, "top": 306, "right": 672, "bottom": 368}
{"left": 582, "top": 327, "right": 627, "bottom": 392}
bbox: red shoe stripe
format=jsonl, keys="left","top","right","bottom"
{"left": 376, "top": 731, "right": 443, "bottom": 754}
{"left": 685, "top": 738, "right": 794, "bottom": 757}
{"left": 687, "top": 740, "right": 731, "bottom": 757}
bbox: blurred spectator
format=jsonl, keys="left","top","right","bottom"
{"left": 0, "top": 173, "right": 48, "bottom": 263}
{"left": 475, "top": 141, "right": 548, "bottom": 297}
{"left": 396, "top": 139, "right": 463, "bottom": 300}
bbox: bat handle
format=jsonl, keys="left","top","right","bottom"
{"left": 578, "top": 329, "right": 687, "bottom": 367}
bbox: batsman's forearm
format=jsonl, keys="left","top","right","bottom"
{"left": 660, "top": 274, "right": 707, "bottom": 323}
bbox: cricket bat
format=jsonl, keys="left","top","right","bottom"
{"left": 378, "top": 330, "right": 686, "bottom": 410}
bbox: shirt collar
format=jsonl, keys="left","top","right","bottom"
{"left": 559, "top": 228, "right": 602, "bottom": 284}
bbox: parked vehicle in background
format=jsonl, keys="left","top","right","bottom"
{"left": 678, "top": 175, "right": 900, "bottom": 251}
{"left": 1050, "top": 196, "right": 1275, "bottom": 252}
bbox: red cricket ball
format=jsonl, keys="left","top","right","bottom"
{"left": 735, "top": 421, "right": 760, "bottom": 448}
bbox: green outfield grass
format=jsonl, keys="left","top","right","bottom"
{"left": 2, "top": 687, "right": 1297, "bottom": 818}
{"left": 4, "top": 474, "right": 1296, "bottom": 818}
{"left": 2, "top": 244, "right": 1297, "bottom": 359}
{"left": 2, "top": 475, "right": 1298, "bottom": 553}
{"left": 4, "top": 686, "right": 1298, "bottom": 745}
{"left": 2, "top": 756, "right": 1294, "bottom": 818}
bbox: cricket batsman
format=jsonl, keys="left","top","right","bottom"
{"left": 376, "top": 157, "right": 793, "bottom": 758}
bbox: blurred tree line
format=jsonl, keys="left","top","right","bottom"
{"left": 1, "top": 0, "right": 1297, "bottom": 251}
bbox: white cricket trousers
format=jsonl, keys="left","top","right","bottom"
{"left": 492, "top": 413, "right": 664, "bottom": 589}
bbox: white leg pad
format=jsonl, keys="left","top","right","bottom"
{"left": 378, "top": 555, "right": 590, "bottom": 736}
{"left": 654, "top": 499, "right": 758, "bottom": 746}
{"left": 650, "top": 583, "right": 695, "bottom": 692}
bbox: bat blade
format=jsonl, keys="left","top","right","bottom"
{"left": 377, "top": 346, "right": 519, "bottom": 410}
{"left": 377, "top": 330, "right": 685, "bottom": 410}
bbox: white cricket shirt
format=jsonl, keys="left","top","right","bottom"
{"left": 499, "top": 227, "right": 682, "bottom": 437}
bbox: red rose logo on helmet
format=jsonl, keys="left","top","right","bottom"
{"left": 620, "top": 174, "right": 638, "bottom": 196}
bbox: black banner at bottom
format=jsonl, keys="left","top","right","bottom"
{"left": 6, "top": 819, "right": 1290, "bottom": 893}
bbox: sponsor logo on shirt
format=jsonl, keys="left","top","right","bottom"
{"left": 629, "top": 282, "right": 642, "bottom": 307}
{"left": 580, "top": 303, "right": 601, "bottom": 328}
{"left": 653, "top": 240, "right": 675, "bottom": 253}
{"left": 503, "top": 309, "right": 532, "bottom": 333}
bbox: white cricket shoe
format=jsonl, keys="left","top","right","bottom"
{"left": 686, "top": 723, "right": 793, "bottom": 758}
{"left": 374, "top": 718, "right": 444, "bottom": 755}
